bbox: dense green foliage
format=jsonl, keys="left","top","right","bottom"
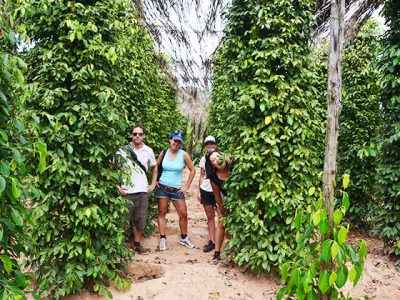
{"left": 373, "top": 1, "right": 400, "bottom": 258}
{"left": 0, "top": 2, "right": 45, "bottom": 299}
{"left": 208, "top": 0, "right": 324, "bottom": 272}
{"left": 337, "top": 21, "right": 382, "bottom": 229}
{"left": 21, "top": 0, "right": 184, "bottom": 297}
{"left": 279, "top": 177, "right": 367, "bottom": 300}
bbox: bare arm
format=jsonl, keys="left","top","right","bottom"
{"left": 148, "top": 164, "right": 158, "bottom": 192}
{"left": 198, "top": 168, "right": 205, "bottom": 202}
{"left": 178, "top": 151, "right": 196, "bottom": 193}
{"left": 211, "top": 181, "right": 224, "bottom": 209}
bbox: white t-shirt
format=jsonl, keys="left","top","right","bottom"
{"left": 199, "top": 155, "right": 213, "bottom": 192}
{"left": 117, "top": 144, "right": 156, "bottom": 193}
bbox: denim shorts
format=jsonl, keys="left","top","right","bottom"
{"left": 155, "top": 186, "right": 185, "bottom": 201}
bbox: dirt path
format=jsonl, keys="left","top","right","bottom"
{"left": 66, "top": 168, "right": 400, "bottom": 300}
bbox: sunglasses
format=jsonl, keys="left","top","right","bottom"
{"left": 132, "top": 132, "right": 143, "bottom": 137}
{"left": 205, "top": 142, "right": 216, "bottom": 146}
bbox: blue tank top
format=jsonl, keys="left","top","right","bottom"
{"left": 159, "top": 149, "right": 185, "bottom": 188}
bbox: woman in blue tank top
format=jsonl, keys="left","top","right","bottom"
{"left": 155, "top": 130, "right": 196, "bottom": 251}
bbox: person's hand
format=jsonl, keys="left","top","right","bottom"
{"left": 197, "top": 191, "right": 201, "bottom": 202}
{"left": 178, "top": 185, "right": 189, "bottom": 194}
{"left": 147, "top": 183, "right": 156, "bottom": 193}
{"left": 117, "top": 185, "right": 128, "bottom": 196}
{"left": 217, "top": 206, "right": 228, "bottom": 217}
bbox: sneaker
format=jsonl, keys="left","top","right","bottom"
{"left": 211, "top": 252, "right": 221, "bottom": 263}
{"left": 203, "top": 240, "right": 215, "bottom": 253}
{"left": 178, "top": 237, "right": 195, "bottom": 249}
{"left": 159, "top": 237, "right": 168, "bottom": 251}
{"left": 134, "top": 244, "right": 150, "bottom": 254}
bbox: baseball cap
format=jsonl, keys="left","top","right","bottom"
{"left": 204, "top": 136, "right": 216, "bottom": 144}
{"left": 170, "top": 130, "right": 184, "bottom": 142}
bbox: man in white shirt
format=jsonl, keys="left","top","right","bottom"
{"left": 116, "top": 125, "right": 157, "bottom": 254}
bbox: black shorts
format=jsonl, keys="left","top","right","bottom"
{"left": 200, "top": 189, "right": 216, "bottom": 206}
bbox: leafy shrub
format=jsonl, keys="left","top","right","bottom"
{"left": 278, "top": 176, "right": 367, "bottom": 300}
{"left": 337, "top": 21, "right": 383, "bottom": 229}
{"left": 373, "top": 0, "right": 400, "bottom": 260}
{"left": 208, "top": 0, "right": 324, "bottom": 272}
{"left": 21, "top": 0, "right": 183, "bottom": 297}
{"left": 0, "top": 2, "right": 45, "bottom": 299}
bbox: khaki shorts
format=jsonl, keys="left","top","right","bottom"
{"left": 125, "top": 192, "right": 149, "bottom": 230}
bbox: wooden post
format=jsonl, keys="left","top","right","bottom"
{"left": 321, "top": 0, "right": 345, "bottom": 299}
{"left": 322, "top": 0, "right": 345, "bottom": 228}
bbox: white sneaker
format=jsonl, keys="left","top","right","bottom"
{"left": 179, "top": 237, "right": 195, "bottom": 249}
{"left": 159, "top": 238, "right": 168, "bottom": 251}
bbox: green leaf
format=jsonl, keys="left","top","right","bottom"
{"left": 249, "top": 98, "right": 255, "bottom": 109}
{"left": 265, "top": 116, "right": 272, "bottom": 125}
{"left": 295, "top": 211, "right": 302, "bottom": 231}
{"left": 318, "top": 271, "right": 330, "bottom": 294}
{"left": 306, "top": 291, "right": 318, "bottom": 300}
{"left": 0, "top": 229, "right": 3, "bottom": 241}
{"left": 308, "top": 186, "right": 315, "bottom": 196}
{"left": 337, "top": 227, "right": 348, "bottom": 245}
{"left": 276, "top": 288, "right": 286, "bottom": 300}
{"left": 280, "top": 263, "right": 289, "bottom": 283}
{"left": 0, "top": 175, "right": 5, "bottom": 195}
{"left": 31, "top": 292, "right": 41, "bottom": 300}
{"left": 0, "top": 129, "right": 8, "bottom": 142}
{"left": 0, "top": 255, "right": 12, "bottom": 272}
{"left": 353, "top": 263, "right": 363, "bottom": 286}
{"left": 336, "top": 266, "right": 348, "bottom": 288}
{"left": 67, "top": 143, "right": 73, "bottom": 154}
{"left": 37, "top": 141, "right": 47, "bottom": 173}
{"left": 312, "top": 210, "right": 320, "bottom": 226}
{"left": 342, "top": 174, "right": 350, "bottom": 189}
{"left": 0, "top": 161, "right": 10, "bottom": 176}
{"left": 331, "top": 241, "right": 339, "bottom": 258}
{"left": 321, "top": 240, "right": 332, "bottom": 262}
{"left": 329, "top": 272, "right": 337, "bottom": 286}
{"left": 319, "top": 219, "right": 330, "bottom": 235}
{"left": 11, "top": 178, "right": 21, "bottom": 199}
{"left": 11, "top": 208, "right": 23, "bottom": 226}
{"left": 358, "top": 240, "right": 367, "bottom": 260}
{"left": 348, "top": 267, "right": 356, "bottom": 283}
{"left": 333, "top": 209, "right": 343, "bottom": 226}
{"left": 289, "top": 268, "right": 300, "bottom": 288}
{"left": 342, "top": 192, "right": 350, "bottom": 213}
{"left": 15, "top": 270, "right": 28, "bottom": 288}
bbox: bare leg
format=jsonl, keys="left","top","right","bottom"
{"left": 133, "top": 226, "right": 142, "bottom": 243}
{"left": 172, "top": 200, "right": 188, "bottom": 235}
{"left": 203, "top": 204, "right": 216, "bottom": 242}
{"left": 215, "top": 217, "right": 225, "bottom": 252}
{"left": 157, "top": 198, "right": 169, "bottom": 235}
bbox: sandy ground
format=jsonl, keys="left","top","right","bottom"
{"left": 64, "top": 168, "right": 400, "bottom": 300}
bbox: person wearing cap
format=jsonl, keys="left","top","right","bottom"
{"left": 198, "top": 136, "right": 217, "bottom": 253}
{"left": 155, "top": 130, "right": 196, "bottom": 251}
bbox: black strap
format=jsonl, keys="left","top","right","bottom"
{"left": 157, "top": 149, "right": 168, "bottom": 181}
{"left": 124, "top": 144, "right": 147, "bottom": 174}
